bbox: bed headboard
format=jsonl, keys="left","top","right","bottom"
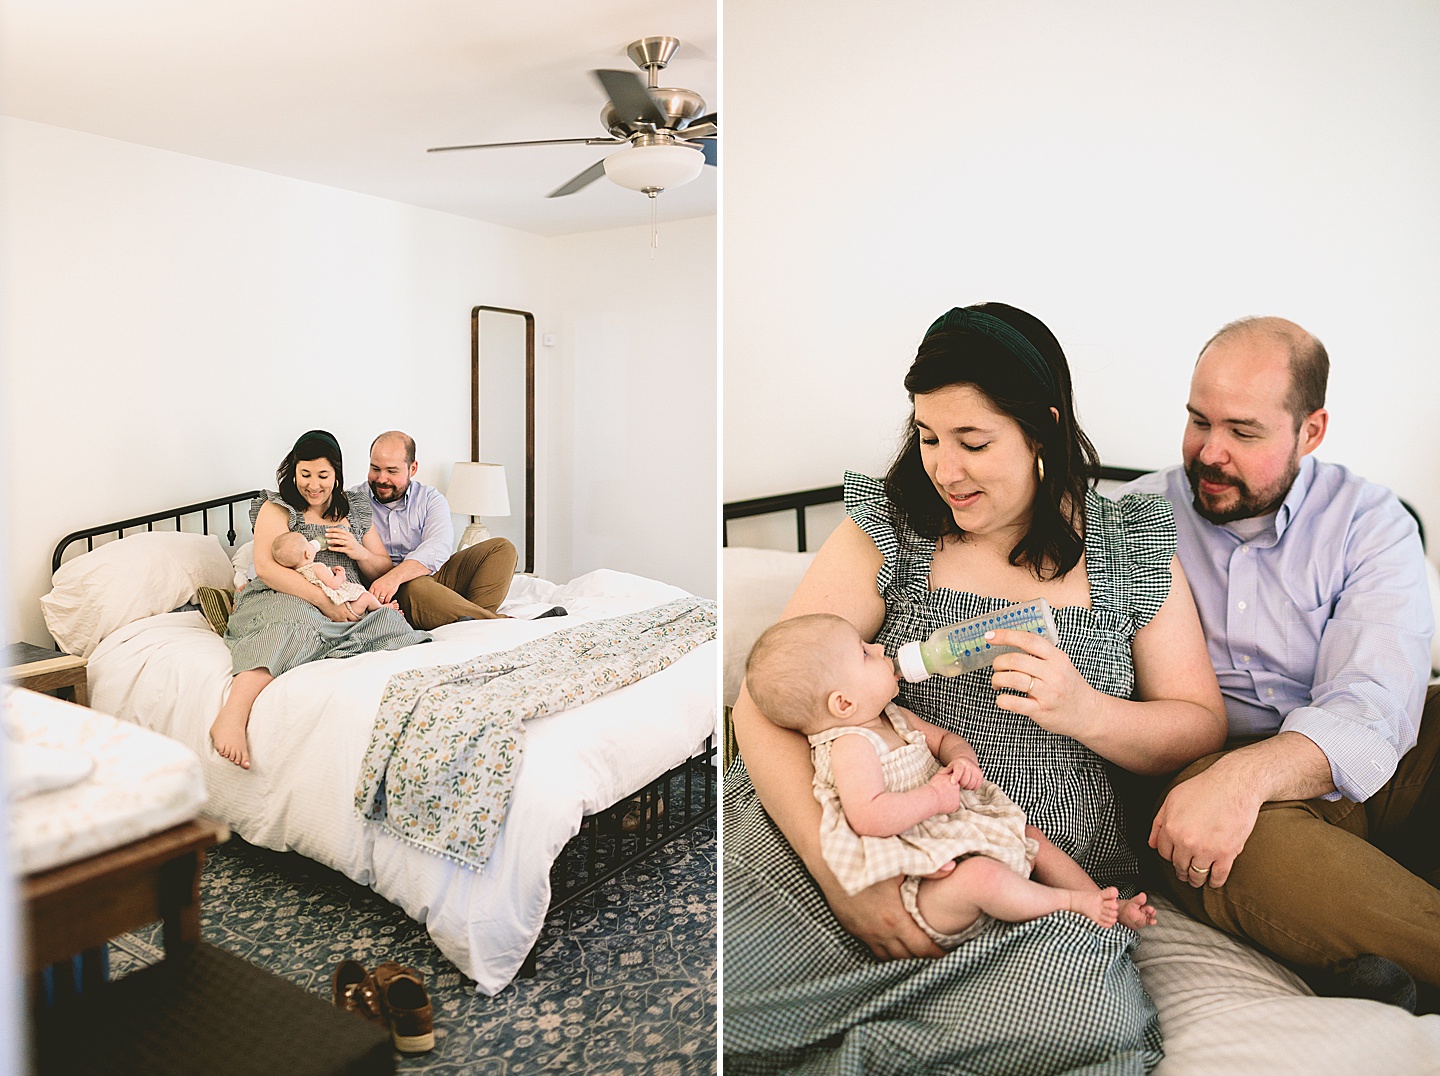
{"left": 52, "top": 491, "right": 263, "bottom": 573}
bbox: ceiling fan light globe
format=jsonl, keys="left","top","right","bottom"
{"left": 603, "top": 144, "right": 704, "bottom": 193}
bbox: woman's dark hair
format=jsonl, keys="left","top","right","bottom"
{"left": 277, "top": 429, "right": 349, "bottom": 522}
{"left": 883, "top": 302, "right": 1100, "bottom": 579}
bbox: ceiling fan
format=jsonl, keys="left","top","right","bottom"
{"left": 427, "top": 36, "right": 717, "bottom": 200}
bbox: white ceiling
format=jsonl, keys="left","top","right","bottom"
{"left": 0, "top": 0, "right": 717, "bottom": 237}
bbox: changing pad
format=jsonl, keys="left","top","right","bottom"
{"left": 4, "top": 686, "right": 207, "bottom": 874}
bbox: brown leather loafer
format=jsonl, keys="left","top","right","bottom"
{"left": 331, "top": 959, "right": 383, "bottom": 1024}
{"left": 373, "top": 961, "right": 435, "bottom": 1054}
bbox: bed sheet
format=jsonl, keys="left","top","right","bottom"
{"left": 4, "top": 686, "right": 207, "bottom": 874}
{"left": 86, "top": 569, "right": 717, "bottom": 994}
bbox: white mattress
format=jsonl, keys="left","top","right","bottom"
{"left": 85, "top": 569, "right": 717, "bottom": 994}
{"left": 4, "top": 685, "right": 207, "bottom": 874}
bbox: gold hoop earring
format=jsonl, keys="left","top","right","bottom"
{"left": 1036, "top": 455, "right": 1046, "bottom": 483}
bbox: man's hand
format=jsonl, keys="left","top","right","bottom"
{"left": 827, "top": 876, "right": 946, "bottom": 961}
{"left": 324, "top": 524, "right": 361, "bottom": 559}
{"left": 369, "top": 570, "right": 402, "bottom": 605}
{"left": 1149, "top": 763, "right": 1264, "bottom": 888}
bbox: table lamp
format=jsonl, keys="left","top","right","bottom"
{"left": 448, "top": 462, "right": 510, "bottom": 551}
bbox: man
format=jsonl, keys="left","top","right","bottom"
{"left": 349, "top": 431, "right": 518, "bottom": 629}
{"left": 1118, "top": 316, "right": 1439, "bottom": 1006}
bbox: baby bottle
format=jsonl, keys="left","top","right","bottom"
{"left": 893, "top": 599, "right": 1060, "bottom": 683}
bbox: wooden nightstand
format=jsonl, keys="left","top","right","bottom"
{"left": 6, "top": 642, "right": 88, "bottom": 707}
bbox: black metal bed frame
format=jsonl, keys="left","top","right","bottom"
{"left": 721, "top": 465, "right": 1152, "bottom": 550}
{"left": 52, "top": 491, "right": 265, "bottom": 572}
{"left": 51, "top": 491, "right": 718, "bottom": 981}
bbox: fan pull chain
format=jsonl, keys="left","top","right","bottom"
{"left": 650, "top": 193, "right": 659, "bottom": 257}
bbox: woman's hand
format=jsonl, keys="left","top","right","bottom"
{"left": 324, "top": 524, "right": 360, "bottom": 559}
{"left": 987, "top": 628, "right": 1101, "bottom": 740}
{"left": 827, "top": 877, "right": 946, "bottom": 961}
{"left": 320, "top": 597, "right": 361, "bottom": 623}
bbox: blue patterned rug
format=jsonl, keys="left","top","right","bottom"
{"left": 108, "top": 815, "right": 715, "bottom": 1074}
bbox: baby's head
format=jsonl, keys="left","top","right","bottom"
{"left": 745, "top": 613, "right": 899, "bottom": 736}
{"left": 272, "top": 531, "right": 316, "bottom": 569}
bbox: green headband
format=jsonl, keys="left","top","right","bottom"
{"left": 923, "top": 307, "right": 1058, "bottom": 398}
{"left": 292, "top": 429, "right": 342, "bottom": 460}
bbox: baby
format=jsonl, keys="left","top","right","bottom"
{"left": 271, "top": 531, "right": 396, "bottom": 616}
{"left": 745, "top": 613, "right": 1155, "bottom": 949}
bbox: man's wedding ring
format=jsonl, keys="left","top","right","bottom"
{"left": 1026, "top": 675, "right": 1036, "bottom": 696}
{"left": 1190, "top": 863, "right": 1212, "bottom": 874}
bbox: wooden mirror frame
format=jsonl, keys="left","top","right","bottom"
{"left": 471, "top": 305, "right": 535, "bottom": 574}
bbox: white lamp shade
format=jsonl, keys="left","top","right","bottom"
{"left": 603, "top": 143, "right": 705, "bottom": 193}
{"left": 447, "top": 462, "right": 510, "bottom": 517}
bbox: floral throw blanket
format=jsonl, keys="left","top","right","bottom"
{"left": 355, "top": 597, "right": 716, "bottom": 871}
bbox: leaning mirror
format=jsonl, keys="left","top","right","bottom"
{"left": 472, "top": 305, "right": 534, "bottom": 574}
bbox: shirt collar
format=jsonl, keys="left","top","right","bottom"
{"left": 1271, "top": 454, "right": 1315, "bottom": 541}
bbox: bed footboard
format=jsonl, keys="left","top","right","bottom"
{"left": 519, "top": 737, "right": 717, "bottom": 978}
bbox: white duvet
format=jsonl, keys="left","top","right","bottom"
{"left": 86, "top": 569, "right": 717, "bottom": 995}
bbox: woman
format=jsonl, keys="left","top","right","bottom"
{"left": 209, "top": 429, "right": 431, "bottom": 769}
{"left": 725, "top": 305, "right": 1226, "bottom": 1072}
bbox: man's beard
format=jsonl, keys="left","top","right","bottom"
{"left": 369, "top": 479, "right": 405, "bottom": 504}
{"left": 1186, "top": 455, "right": 1299, "bottom": 524}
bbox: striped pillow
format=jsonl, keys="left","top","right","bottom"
{"left": 196, "top": 586, "right": 234, "bottom": 636}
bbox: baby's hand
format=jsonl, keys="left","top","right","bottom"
{"left": 332, "top": 566, "right": 347, "bottom": 582}
{"left": 949, "top": 757, "right": 984, "bottom": 790}
{"left": 927, "top": 768, "right": 963, "bottom": 814}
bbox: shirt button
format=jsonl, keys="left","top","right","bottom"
{"left": 1267, "top": 688, "right": 1275, "bottom": 697}
{"left": 1241, "top": 655, "right": 1251, "bottom": 663}
{"left": 1238, "top": 601, "right": 1248, "bottom": 610}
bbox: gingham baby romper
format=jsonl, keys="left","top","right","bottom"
{"left": 811, "top": 703, "right": 1040, "bottom": 949}
{"left": 724, "top": 472, "right": 1176, "bottom": 1075}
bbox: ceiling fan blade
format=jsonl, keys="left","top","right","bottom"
{"left": 688, "top": 112, "right": 717, "bottom": 131}
{"left": 594, "top": 68, "right": 668, "bottom": 129}
{"left": 679, "top": 122, "right": 716, "bottom": 140}
{"left": 427, "top": 137, "right": 623, "bottom": 154}
{"left": 694, "top": 139, "right": 716, "bottom": 168}
{"left": 547, "top": 157, "right": 609, "bottom": 198}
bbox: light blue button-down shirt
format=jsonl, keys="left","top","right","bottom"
{"left": 1117, "top": 456, "right": 1432, "bottom": 802}
{"left": 348, "top": 480, "right": 454, "bottom": 575}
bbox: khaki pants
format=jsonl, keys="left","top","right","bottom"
{"left": 395, "top": 537, "right": 518, "bottom": 630}
{"left": 1156, "top": 684, "right": 1440, "bottom": 987}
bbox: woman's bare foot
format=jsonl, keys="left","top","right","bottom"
{"left": 1118, "top": 892, "right": 1157, "bottom": 930}
{"left": 209, "top": 707, "right": 251, "bottom": 769}
{"left": 1069, "top": 885, "right": 1120, "bottom": 928}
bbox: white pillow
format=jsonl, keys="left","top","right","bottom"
{"left": 232, "top": 541, "right": 257, "bottom": 591}
{"left": 1138, "top": 895, "right": 1440, "bottom": 1073}
{"left": 41, "top": 532, "right": 235, "bottom": 657}
{"left": 722, "top": 546, "right": 817, "bottom": 707}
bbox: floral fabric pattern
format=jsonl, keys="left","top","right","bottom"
{"left": 356, "top": 597, "right": 716, "bottom": 870}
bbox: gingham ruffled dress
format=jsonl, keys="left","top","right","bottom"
{"left": 225, "top": 491, "right": 430, "bottom": 677}
{"left": 724, "top": 473, "right": 1177, "bottom": 1075}
{"left": 810, "top": 703, "right": 1037, "bottom": 896}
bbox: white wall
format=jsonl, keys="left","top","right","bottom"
{"left": 724, "top": 1, "right": 1440, "bottom": 543}
{"left": 544, "top": 215, "right": 718, "bottom": 598}
{"left": 1, "top": 118, "right": 716, "bottom": 643}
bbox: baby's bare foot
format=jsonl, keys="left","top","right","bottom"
{"left": 1118, "top": 892, "right": 1157, "bottom": 930}
{"left": 1070, "top": 885, "right": 1120, "bottom": 928}
{"left": 209, "top": 710, "right": 251, "bottom": 769}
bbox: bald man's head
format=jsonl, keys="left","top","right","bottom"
{"left": 1198, "top": 317, "right": 1328, "bottom": 432}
